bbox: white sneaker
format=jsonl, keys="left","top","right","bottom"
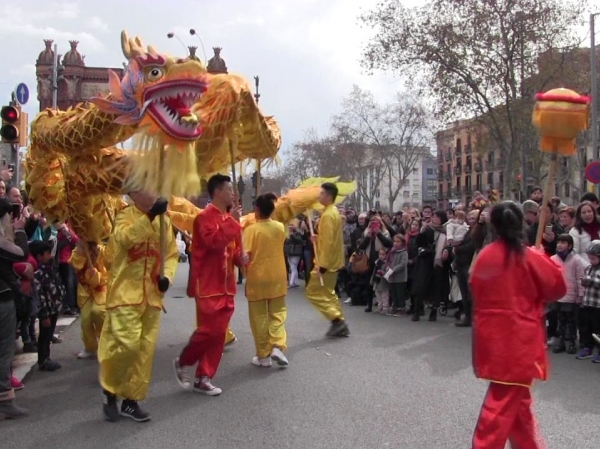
{"left": 173, "top": 358, "right": 191, "bottom": 390}
{"left": 593, "top": 334, "right": 600, "bottom": 345}
{"left": 344, "top": 298, "right": 352, "bottom": 304}
{"left": 251, "top": 356, "right": 272, "bottom": 367}
{"left": 193, "top": 376, "right": 222, "bottom": 396}
{"left": 77, "top": 350, "right": 96, "bottom": 359}
{"left": 270, "top": 347, "right": 289, "bottom": 367}
{"left": 223, "top": 337, "right": 238, "bottom": 352}
{"left": 547, "top": 337, "right": 558, "bottom": 346}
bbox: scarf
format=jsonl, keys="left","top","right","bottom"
{"left": 556, "top": 249, "right": 572, "bottom": 262}
{"left": 405, "top": 229, "right": 419, "bottom": 246}
{"left": 583, "top": 221, "right": 600, "bottom": 240}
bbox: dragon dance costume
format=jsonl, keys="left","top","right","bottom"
{"left": 243, "top": 218, "right": 288, "bottom": 367}
{"left": 70, "top": 243, "right": 108, "bottom": 358}
{"left": 305, "top": 204, "right": 349, "bottom": 337}
{"left": 176, "top": 204, "right": 243, "bottom": 395}
{"left": 469, "top": 242, "right": 566, "bottom": 449}
{"left": 98, "top": 203, "right": 179, "bottom": 420}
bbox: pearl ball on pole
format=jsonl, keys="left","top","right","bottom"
{"left": 167, "top": 32, "right": 188, "bottom": 55}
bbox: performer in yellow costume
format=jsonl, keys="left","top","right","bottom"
{"left": 243, "top": 193, "right": 289, "bottom": 368}
{"left": 305, "top": 183, "right": 350, "bottom": 337}
{"left": 70, "top": 241, "right": 108, "bottom": 359}
{"left": 167, "top": 197, "right": 237, "bottom": 347}
{"left": 99, "top": 191, "right": 179, "bottom": 423}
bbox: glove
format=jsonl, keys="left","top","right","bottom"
{"left": 148, "top": 198, "right": 169, "bottom": 220}
{"left": 318, "top": 267, "right": 327, "bottom": 274}
{"left": 156, "top": 275, "right": 170, "bottom": 293}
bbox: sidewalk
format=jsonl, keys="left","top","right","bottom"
{"left": 12, "top": 316, "right": 78, "bottom": 382}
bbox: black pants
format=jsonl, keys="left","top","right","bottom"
{"left": 58, "top": 263, "right": 77, "bottom": 312}
{"left": 456, "top": 266, "right": 471, "bottom": 321}
{"left": 555, "top": 303, "right": 578, "bottom": 342}
{"left": 578, "top": 306, "right": 600, "bottom": 349}
{"left": 38, "top": 314, "right": 58, "bottom": 364}
{"left": 390, "top": 282, "right": 407, "bottom": 310}
{"left": 546, "top": 303, "right": 559, "bottom": 339}
{"left": 0, "top": 296, "right": 16, "bottom": 398}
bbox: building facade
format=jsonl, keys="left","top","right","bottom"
{"left": 35, "top": 39, "right": 124, "bottom": 111}
{"left": 421, "top": 152, "right": 438, "bottom": 207}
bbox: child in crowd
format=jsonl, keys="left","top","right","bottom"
{"left": 30, "top": 240, "right": 65, "bottom": 372}
{"left": 446, "top": 210, "right": 469, "bottom": 246}
{"left": 386, "top": 234, "right": 409, "bottom": 315}
{"left": 578, "top": 240, "right": 600, "bottom": 363}
{"left": 550, "top": 234, "right": 588, "bottom": 354}
{"left": 371, "top": 248, "right": 390, "bottom": 315}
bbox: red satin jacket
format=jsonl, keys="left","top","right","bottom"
{"left": 470, "top": 241, "right": 567, "bottom": 386}
{"left": 187, "top": 204, "right": 242, "bottom": 299}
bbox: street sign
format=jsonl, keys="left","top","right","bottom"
{"left": 14, "top": 83, "right": 29, "bottom": 105}
{"left": 585, "top": 161, "right": 600, "bottom": 184}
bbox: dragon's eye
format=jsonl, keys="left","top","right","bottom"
{"left": 146, "top": 67, "right": 164, "bottom": 82}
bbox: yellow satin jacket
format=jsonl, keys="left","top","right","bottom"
{"left": 70, "top": 245, "right": 108, "bottom": 308}
{"left": 168, "top": 196, "right": 201, "bottom": 235}
{"left": 243, "top": 219, "right": 287, "bottom": 302}
{"left": 316, "top": 205, "right": 344, "bottom": 272}
{"left": 105, "top": 205, "right": 180, "bottom": 310}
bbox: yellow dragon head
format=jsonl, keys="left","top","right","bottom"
{"left": 90, "top": 31, "right": 208, "bottom": 145}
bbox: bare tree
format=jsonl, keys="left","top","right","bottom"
{"left": 360, "top": 0, "right": 587, "bottom": 193}
{"left": 381, "top": 94, "right": 432, "bottom": 210}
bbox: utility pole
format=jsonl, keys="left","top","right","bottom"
{"left": 592, "top": 14, "right": 599, "bottom": 160}
{"left": 253, "top": 75, "right": 261, "bottom": 198}
{"left": 519, "top": 19, "right": 527, "bottom": 203}
{"left": 50, "top": 44, "right": 65, "bottom": 110}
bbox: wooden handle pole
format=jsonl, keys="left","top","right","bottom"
{"left": 535, "top": 151, "right": 558, "bottom": 248}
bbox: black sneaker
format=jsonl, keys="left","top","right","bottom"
{"left": 39, "top": 359, "right": 61, "bottom": 371}
{"left": 120, "top": 400, "right": 151, "bottom": 422}
{"left": 102, "top": 390, "right": 120, "bottom": 422}
{"left": 326, "top": 320, "right": 350, "bottom": 337}
{"left": 567, "top": 343, "right": 577, "bottom": 355}
{"left": 22, "top": 342, "right": 37, "bottom": 353}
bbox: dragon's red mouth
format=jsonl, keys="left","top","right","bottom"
{"left": 143, "top": 80, "right": 207, "bottom": 140}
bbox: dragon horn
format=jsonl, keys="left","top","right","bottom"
{"left": 121, "top": 30, "right": 145, "bottom": 59}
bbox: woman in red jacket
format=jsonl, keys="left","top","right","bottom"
{"left": 469, "top": 202, "right": 567, "bottom": 449}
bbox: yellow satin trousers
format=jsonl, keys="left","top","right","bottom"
{"left": 98, "top": 304, "right": 161, "bottom": 401}
{"left": 196, "top": 306, "right": 236, "bottom": 344}
{"left": 247, "top": 297, "right": 287, "bottom": 359}
{"left": 305, "top": 269, "right": 344, "bottom": 321}
{"left": 80, "top": 300, "right": 106, "bottom": 353}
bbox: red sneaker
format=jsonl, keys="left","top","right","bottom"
{"left": 11, "top": 375, "right": 24, "bottom": 391}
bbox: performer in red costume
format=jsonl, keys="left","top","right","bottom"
{"left": 173, "top": 174, "right": 247, "bottom": 396}
{"left": 469, "top": 202, "right": 566, "bottom": 449}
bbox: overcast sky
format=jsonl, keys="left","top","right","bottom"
{"left": 0, "top": 0, "right": 416, "bottom": 152}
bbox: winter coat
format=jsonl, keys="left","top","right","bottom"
{"left": 550, "top": 252, "right": 588, "bottom": 304}
{"left": 569, "top": 227, "right": 592, "bottom": 263}
{"left": 385, "top": 248, "right": 408, "bottom": 283}
{"left": 470, "top": 241, "right": 566, "bottom": 386}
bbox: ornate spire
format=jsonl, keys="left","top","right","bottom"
{"left": 207, "top": 47, "right": 227, "bottom": 74}
{"left": 37, "top": 39, "right": 55, "bottom": 64}
{"left": 187, "top": 46, "right": 201, "bottom": 62}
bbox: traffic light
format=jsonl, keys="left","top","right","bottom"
{"left": 0, "top": 105, "right": 28, "bottom": 147}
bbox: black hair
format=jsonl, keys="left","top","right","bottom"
{"left": 531, "top": 186, "right": 542, "bottom": 194}
{"left": 255, "top": 192, "right": 277, "bottom": 218}
{"left": 580, "top": 192, "right": 599, "bottom": 204}
{"left": 321, "top": 182, "right": 338, "bottom": 202}
{"left": 29, "top": 240, "right": 53, "bottom": 257}
{"left": 490, "top": 202, "right": 524, "bottom": 256}
{"left": 207, "top": 174, "right": 231, "bottom": 198}
{"left": 433, "top": 210, "right": 448, "bottom": 225}
{"left": 422, "top": 205, "right": 433, "bottom": 213}
{"left": 556, "top": 234, "right": 574, "bottom": 247}
{"left": 0, "top": 198, "right": 12, "bottom": 219}
{"left": 20, "top": 190, "right": 29, "bottom": 206}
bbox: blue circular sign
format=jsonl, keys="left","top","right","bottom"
{"left": 585, "top": 161, "right": 600, "bottom": 184}
{"left": 15, "top": 83, "right": 29, "bottom": 105}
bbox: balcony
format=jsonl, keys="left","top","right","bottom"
{"left": 463, "top": 186, "right": 473, "bottom": 196}
{"left": 495, "top": 159, "right": 506, "bottom": 169}
{"left": 485, "top": 160, "right": 495, "bottom": 171}
{"left": 437, "top": 171, "right": 444, "bottom": 181}
{"left": 454, "top": 166, "right": 462, "bottom": 175}
{"left": 455, "top": 146, "right": 462, "bottom": 155}
{"left": 453, "top": 187, "right": 462, "bottom": 197}
{"left": 444, "top": 173, "right": 451, "bottom": 181}
{"left": 465, "top": 145, "right": 472, "bottom": 154}
{"left": 463, "top": 164, "right": 472, "bottom": 173}
{"left": 445, "top": 153, "right": 452, "bottom": 162}
{"left": 474, "top": 162, "right": 483, "bottom": 172}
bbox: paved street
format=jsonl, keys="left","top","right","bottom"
{"left": 2, "top": 263, "right": 599, "bottom": 449}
